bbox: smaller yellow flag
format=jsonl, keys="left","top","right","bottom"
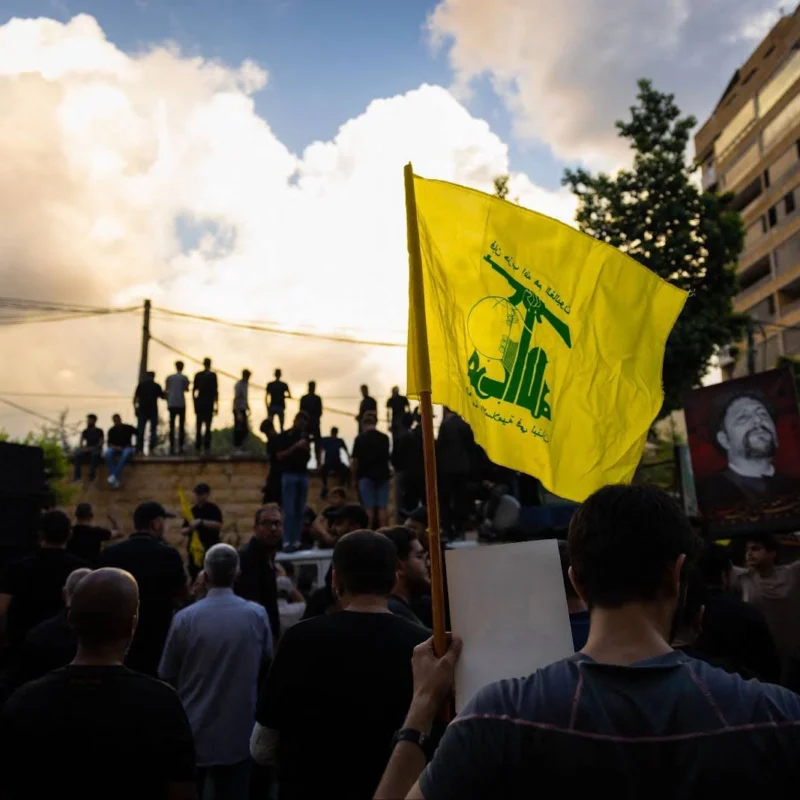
{"left": 179, "top": 487, "right": 205, "bottom": 568}
{"left": 178, "top": 487, "right": 195, "bottom": 523}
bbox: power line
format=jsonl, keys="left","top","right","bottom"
{"left": 154, "top": 306, "right": 406, "bottom": 348}
{"left": 0, "top": 307, "right": 140, "bottom": 327}
{"left": 0, "top": 391, "right": 131, "bottom": 400}
{"left": 0, "top": 396, "right": 62, "bottom": 426}
{"left": 0, "top": 297, "right": 137, "bottom": 312}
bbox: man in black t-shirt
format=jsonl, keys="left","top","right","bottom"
{"left": 386, "top": 386, "right": 410, "bottom": 439}
{"left": 11, "top": 566, "right": 91, "bottom": 688}
{"left": 275, "top": 412, "right": 311, "bottom": 550}
{"left": 393, "top": 417, "right": 424, "bottom": 514}
{"left": 0, "top": 568, "right": 196, "bottom": 800}
{"left": 356, "top": 383, "right": 377, "bottom": 432}
{"left": 98, "top": 502, "right": 188, "bottom": 676}
{"left": 105, "top": 413, "right": 137, "bottom": 488}
{"left": 193, "top": 357, "right": 219, "bottom": 454}
{"left": 437, "top": 407, "right": 475, "bottom": 537}
{"left": 68, "top": 502, "right": 123, "bottom": 564}
{"left": 300, "top": 380, "right": 323, "bottom": 461}
{"left": 182, "top": 483, "right": 224, "bottom": 582}
{"left": 251, "top": 531, "right": 428, "bottom": 800}
{"left": 319, "top": 425, "right": 350, "bottom": 495}
{"left": 133, "top": 371, "right": 164, "bottom": 455}
{"left": 0, "top": 511, "right": 88, "bottom": 653}
{"left": 353, "top": 411, "right": 391, "bottom": 528}
{"left": 266, "top": 368, "right": 291, "bottom": 433}
{"left": 73, "top": 413, "right": 104, "bottom": 481}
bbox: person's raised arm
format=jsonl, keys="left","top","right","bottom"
{"left": 374, "top": 635, "right": 461, "bottom": 800}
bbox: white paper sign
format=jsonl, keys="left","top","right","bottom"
{"left": 446, "top": 539, "right": 575, "bottom": 711}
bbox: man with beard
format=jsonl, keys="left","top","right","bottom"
{"left": 697, "top": 391, "right": 800, "bottom": 514}
{"left": 380, "top": 527, "right": 430, "bottom": 628}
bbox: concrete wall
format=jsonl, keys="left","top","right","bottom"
{"left": 64, "top": 457, "right": 335, "bottom": 554}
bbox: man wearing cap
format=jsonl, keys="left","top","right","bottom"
{"left": 182, "top": 483, "right": 224, "bottom": 582}
{"left": 98, "top": 501, "right": 189, "bottom": 676}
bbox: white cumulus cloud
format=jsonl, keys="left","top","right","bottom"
{"left": 0, "top": 13, "right": 573, "bottom": 440}
{"left": 428, "top": 0, "right": 788, "bottom": 169}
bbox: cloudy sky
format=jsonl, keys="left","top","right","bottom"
{"left": 0, "top": 0, "right": 787, "bottom": 441}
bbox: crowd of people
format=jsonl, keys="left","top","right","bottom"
{"left": 0, "top": 482, "right": 798, "bottom": 798}
{"left": 73, "top": 361, "right": 429, "bottom": 492}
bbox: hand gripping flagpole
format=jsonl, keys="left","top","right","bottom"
{"left": 404, "top": 163, "right": 448, "bottom": 661}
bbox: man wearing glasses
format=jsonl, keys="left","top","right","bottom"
{"left": 236, "top": 504, "right": 283, "bottom": 641}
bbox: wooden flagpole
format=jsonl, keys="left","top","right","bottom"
{"left": 404, "top": 163, "right": 448, "bottom": 659}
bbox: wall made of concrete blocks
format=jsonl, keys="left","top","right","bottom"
{"left": 63, "top": 456, "right": 349, "bottom": 554}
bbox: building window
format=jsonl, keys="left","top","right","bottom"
{"left": 769, "top": 206, "right": 778, "bottom": 227}
{"left": 786, "top": 191, "right": 796, "bottom": 215}
{"left": 762, "top": 215, "right": 769, "bottom": 233}
{"left": 764, "top": 168, "right": 771, "bottom": 188}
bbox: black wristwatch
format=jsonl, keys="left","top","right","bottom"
{"left": 392, "top": 728, "right": 433, "bottom": 760}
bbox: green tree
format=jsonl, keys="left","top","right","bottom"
{"left": 209, "top": 426, "right": 266, "bottom": 456}
{"left": 563, "top": 80, "right": 745, "bottom": 416}
{"left": 493, "top": 175, "right": 510, "bottom": 200}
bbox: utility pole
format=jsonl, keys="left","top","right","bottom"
{"left": 138, "top": 299, "right": 151, "bottom": 382}
{"left": 746, "top": 318, "right": 756, "bottom": 376}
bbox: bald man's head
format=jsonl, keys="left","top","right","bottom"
{"left": 63, "top": 568, "right": 92, "bottom": 606}
{"left": 69, "top": 568, "right": 139, "bottom": 649}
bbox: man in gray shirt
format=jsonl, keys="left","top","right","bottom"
{"left": 375, "top": 485, "right": 800, "bottom": 800}
{"left": 234, "top": 369, "right": 251, "bottom": 415}
{"left": 160, "top": 543, "right": 273, "bottom": 798}
{"left": 165, "top": 361, "right": 190, "bottom": 455}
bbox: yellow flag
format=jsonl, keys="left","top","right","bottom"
{"left": 405, "top": 167, "right": 687, "bottom": 502}
{"left": 179, "top": 488, "right": 204, "bottom": 568}
{"left": 178, "top": 487, "right": 195, "bottom": 523}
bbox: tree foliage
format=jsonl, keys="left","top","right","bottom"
{"left": 563, "top": 80, "right": 745, "bottom": 416}
{"left": 210, "top": 426, "right": 266, "bottom": 456}
{"left": 493, "top": 175, "right": 510, "bottom": 200}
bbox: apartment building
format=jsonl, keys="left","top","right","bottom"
{"left": 695, "top": 6, "right": 800, "bottom": 378}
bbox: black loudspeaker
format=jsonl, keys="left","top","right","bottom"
{"left": 0, "top": 442, "right": 48, "bottom": 556}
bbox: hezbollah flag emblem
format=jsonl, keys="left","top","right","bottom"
{"left": 405, "top": 166, "right": 687, "bottom": 502}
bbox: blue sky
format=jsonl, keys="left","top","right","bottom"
{"left": 1, "top": 0, "right": 566, "bottom": 188}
